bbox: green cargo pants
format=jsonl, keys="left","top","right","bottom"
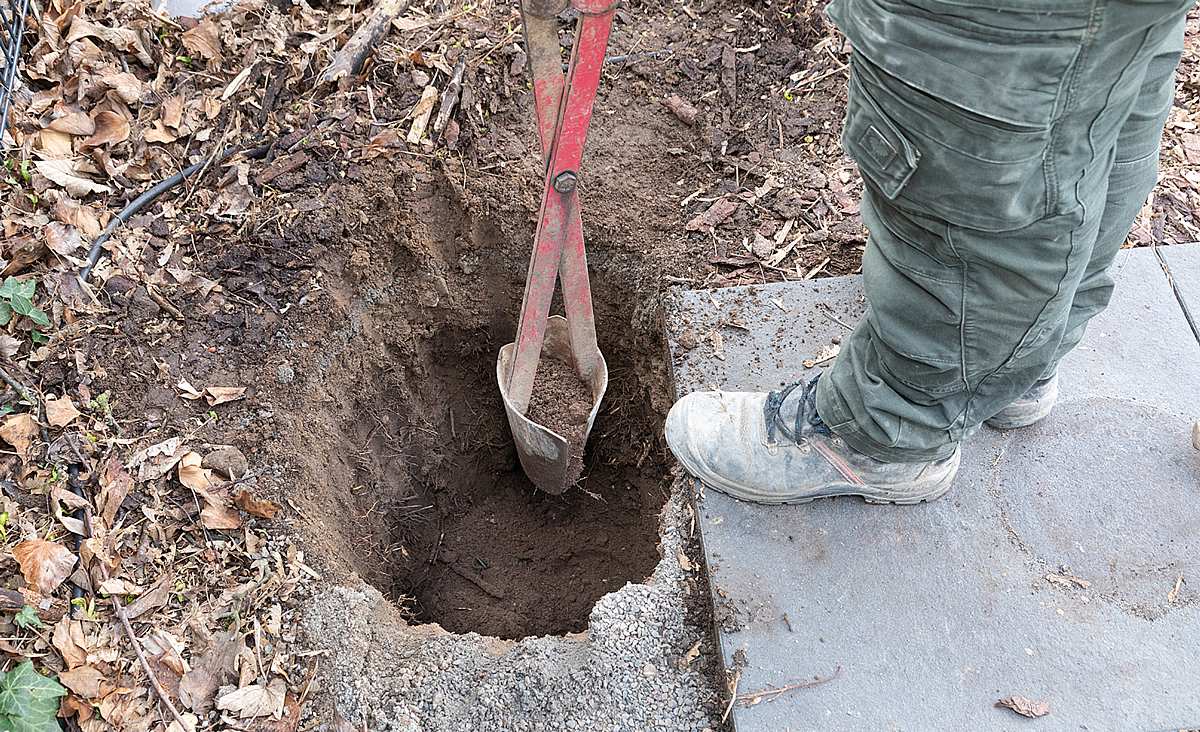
{"left": 816, "top": 0, "right": 1191, "bottom": 462}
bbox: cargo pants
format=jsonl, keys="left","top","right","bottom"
{"left": 816, "top": 0, "right": 1192, "bottom": 462}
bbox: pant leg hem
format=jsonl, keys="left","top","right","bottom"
{"left": 816, "top": 376, "right": 959, "bottom": 463}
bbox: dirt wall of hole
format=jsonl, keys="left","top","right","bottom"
{"left": 268, "top": 146, "right": 688, "bottom": 638}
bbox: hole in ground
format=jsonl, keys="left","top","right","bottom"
{"left": 316, "top": 280, "right": 672, "bottom": 639}
{"left": 278, "top": 158, "right": 681, "bottom": 640}
{"left": 385, "top": 322, "right": 666, "bottom": 639}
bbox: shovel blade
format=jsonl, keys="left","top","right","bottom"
{"left": 497, "top": 315, "right": 608, "bottom": 494}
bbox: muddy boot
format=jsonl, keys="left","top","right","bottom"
{"left": 664, "top": 376, "right": 960, "bottom": 505}
{"left": 985, "top": 373, "right": 1060, "bottom": 430}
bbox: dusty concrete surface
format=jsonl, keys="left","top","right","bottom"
{"left": 302, "top": 488, "right": 723, "bottom": 731}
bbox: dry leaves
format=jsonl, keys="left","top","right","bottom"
{"left": 44, "top": 395, "right": 82, "bottom": 427}
{"left": 217, "top": 677, "right": 288, "bottom": 719}
{"left": 179, "top": 631, "right": 243, "bottom": 714}
{"left": 234, "top": 489, "right": 281, "bottom": 519}
{"left": 205, "top": 385, "right": 248, "bottom": 406}
{"left": 34, "top": 159, "right": 112, "bottom": 197}
{"left": 995, "top": 695, "right": 1050, "bottom": 718}
{"left": 0, "top": 413, "right": 40, "bottom": 462}
{"left": 13, "top": 539, "right": 77, "bottom": 595}
{"left": 685, "top": 197, "right": 739, "bottom": 233}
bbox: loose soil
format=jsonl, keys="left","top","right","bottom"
{"left": 63, "top": 0, "right": 882, "bottom": 642}
{"left": 526, "top": 354, "right": 594, "bottom": 486}
{"left": 62, "top": 0, "right": 921, "bottom": 642}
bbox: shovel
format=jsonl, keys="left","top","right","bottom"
{"left": 496, "top": 0, "right": 616, "bottom": 494}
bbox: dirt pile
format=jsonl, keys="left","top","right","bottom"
{"left": 526, "top": 354, "right": 595, "bottom": 485}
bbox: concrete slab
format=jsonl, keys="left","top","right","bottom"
{"left": 666, "top": 245, "right": 1200, "bottom": 732}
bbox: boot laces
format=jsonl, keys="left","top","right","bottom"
{"left": 763, "top": 374, "right": 831, "bottom": 444}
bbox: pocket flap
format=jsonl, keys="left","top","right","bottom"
{"left": 843, "top": 72, "right": 920, "bottom": 200}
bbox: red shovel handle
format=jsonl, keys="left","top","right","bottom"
{"left": 506, "top": 9, "right": 613, "bottom": 413}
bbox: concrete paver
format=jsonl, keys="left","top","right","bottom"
{"left": 666, "top": 245, "right": 1200, "bottom": 731}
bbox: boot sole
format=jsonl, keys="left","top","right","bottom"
{"left": 678, "top": 449, "right": 960, "bottom": 506}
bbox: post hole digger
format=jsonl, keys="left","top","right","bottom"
{"left": 496, "top": 0, "right": 617, "bottom": 494}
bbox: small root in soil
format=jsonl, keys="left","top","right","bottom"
{"left": 526, "top": 354, "right": 593, "bottom": 485}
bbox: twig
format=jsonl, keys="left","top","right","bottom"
{"left": 432, "top": 56, "right": 467, "bottom": 137}
{"left": 735, "top": 665, "right": 843, "bottom": 707}
{"left": 815, "top": 302, "right": 854, "bottom": 331}
{"left": 319, "top": 0, "right": 410, "bottom": 88}
{"left": 721, "top": 667, "right": 741, "bottom": 723}
{"left": 111, "top": 587, "right": 190, "bottom": 727}
{"left": 73, "top": 470, "right": 189, "bottom": 727}
{"left": 786, "top": 62, "right": 848, "bottom": 92}
{"left": 0, "top": 364, "right": 37, "bottom": 405}
{"left": 146, "top": 285, "right": 185, "bottom": 320}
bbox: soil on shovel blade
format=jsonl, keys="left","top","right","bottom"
{"left": 526, "top": 355, "right": 594, "bottom": 486}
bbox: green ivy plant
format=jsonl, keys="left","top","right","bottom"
{"left": 0, "top": 662, "right": 65, "bottom": 732}
{"left": 0, "top": 278, "right": 50, "bottom": 330}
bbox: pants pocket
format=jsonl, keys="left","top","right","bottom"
{"left": 832, "top": 0, "right": 1088, "bottom": 231}
{"left": 860, "top": 193, "right": 967, "bottom": 397}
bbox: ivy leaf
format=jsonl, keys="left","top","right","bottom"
{"left": 0, "top": 278, "right": 16, "bottom": 299}
{"left": 12, "top": 606, "right": 42, "bottom": 630}
{"left": 0, "top": 303, "right": 11, "bottom": 327}
{"left": 0, "top": 662, "right": 66, "bottom": 732}
{"left": 26, "top": 309, "right": 50, "bottom": 329}
{"left": 14, "top": 280, "right": 34, "bottom": 300}
{"left": 8, "top": 294, "right": 31, "bottom": 318}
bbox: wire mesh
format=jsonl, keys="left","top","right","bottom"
{"left": 0, "top": 0, "right": 31, "bottom": 148}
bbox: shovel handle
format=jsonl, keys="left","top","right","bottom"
{"left": 507, "top": 10, "right": 612, "bottom": 413}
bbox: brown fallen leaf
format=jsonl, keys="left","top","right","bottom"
{"left": 202, "top": 499, "right": 243, "bottom": 531}
{"left": 98, "top": 71, "right": 145, "bottom": 104}
{"left": 178, "top": 452, "right": 214, "bottom": 492}
{"left": 241, "top": 693, "right": 302, "bottom": 732}
{"left": 44, "top": 395, "right": 82, "bottom": 427}
{"left": 162, "top": 95, "right": 185, "bottom": 130}
{"left": 124, "top": 572, "right": 173, "bottom": 620}
{"left": 0, "top": 413, "right": 40, "bottom": 462}
{"left": 205, "top": 386, "right": 247, "bottom": 406}
{"left": 216, "top": 677, "right": 287, "bottom": 719}
{"left": 38, "top": 128, "right": 74, "bottom": 157}
{"left": 144, "top": 120, "right": 179, "bottom": 144}
{"left": 234, "top": 490, "right": 280, "bottom": 519}
{"left": 58, "top": 665, "right": 106, "bottom": 698}
{"left": 47, "top": 111, "right": 96, "bottom": 136}
{"left": 34, "top": 159, "right": 112, "bottom": 197}
{"left": 97, "top": 455, "right": 133, "bottom": 529}
{"left": 179, "top": 631, "right": 244, "bottom": 714}
{"left": 83, "top": 110, "right": 131, "bottom": 148}
{"left": 13, "top": 539, "right": 77, "bottom": 595}
{"left": 52, "top": 618, "right": 89, "bottom": 669}
{"left": 685, "top": 197, "right": 739, "bottom": 233}
{"left": 44, "top": 223, "right": 84, "bottom": 258}
{"left": 182, "top": 19, "right": 223, "bottom": 60}
{"left": 995, "top": 695, "right": 1050, "bottom": 718}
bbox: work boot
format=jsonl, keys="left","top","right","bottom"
{"left": 664, "top": 376, "right": 960, "bottom": 505}
{"left": 984, "top": 373, "right": 1060, "bottom": 430}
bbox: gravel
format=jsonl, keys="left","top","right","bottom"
{"left": 301, "top": 485, "right": 723, "bottom": 731}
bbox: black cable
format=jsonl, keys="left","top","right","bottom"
{"left": 79, "top": 142, "right": 271, "bottom": 282}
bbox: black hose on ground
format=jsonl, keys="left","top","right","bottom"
{"left": 78, "top": 142, "right": 271, "bottom": 283}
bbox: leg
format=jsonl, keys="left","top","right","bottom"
{"left": 816, "top": 0, "right": 1193, "bottom": 462}
{"left": 1044, "top": 14, "right": 1186, "bottom": 374}
{"left": 663, "top": 0, "right": 1192, "bottom": 505}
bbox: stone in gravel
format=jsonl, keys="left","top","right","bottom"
{"left": 203, "top": 445, "right": 248, "bottom": 480}
{"left": 276, "top": 363, "right": 295, "bottom": 384}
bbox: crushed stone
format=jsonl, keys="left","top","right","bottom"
{"left": 301, "top": 485, "right": 722, "bottom": 731}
